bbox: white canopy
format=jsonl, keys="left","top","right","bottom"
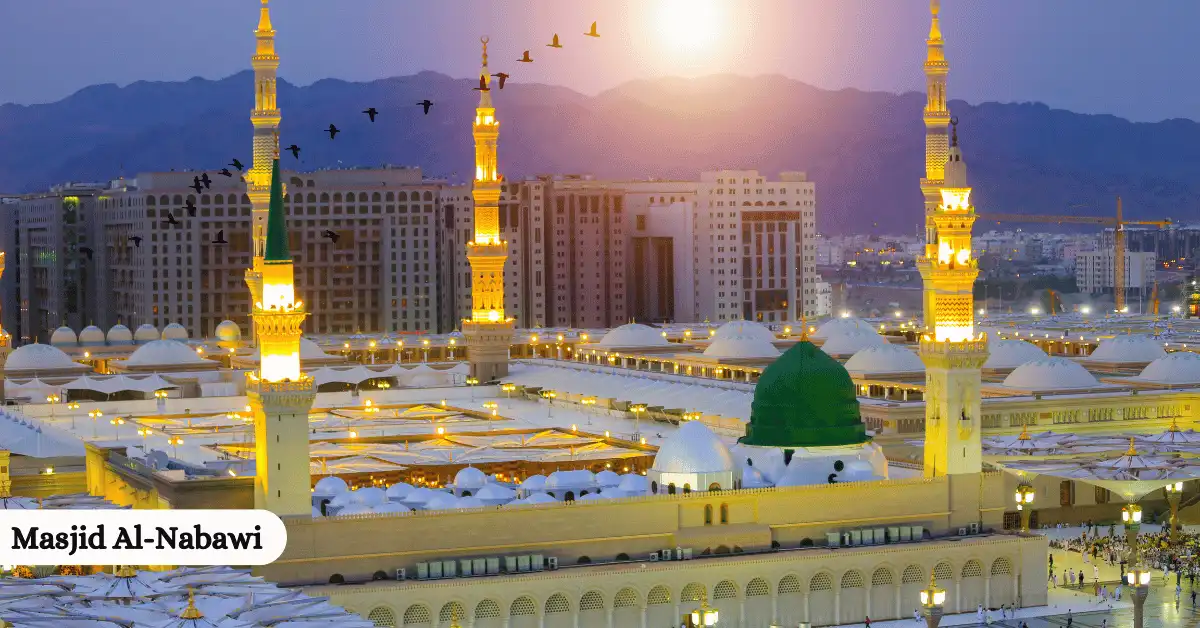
{"left": 59, "top": 374, "right": 177, "bottom": 395}
{"left": 308, "top": 364, "right": 409, "bottom": 386}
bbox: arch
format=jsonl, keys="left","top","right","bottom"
{"left": 708, "top": 482, "right": 721, "bottom": 491}
{"left": 564, "top": 491, "right": 575, "bottom": 502}
{"left": 704, "top": 504, "right": 713, "bottom": 525}
{"left": 960, "top": 559, "right": 986, "bottom": 612}
{"left": 474, "top": 600, "right": 502, "bottom": 620}
{"left": 840, "top": 570, "right": 864, "bottom": 589}
{"left": 990, "top": 557, "right": 1013, "bottom": 576}
{"left": 934, "top": 561, "right": 957, "bottom": 613}
{"left": 579, "top": 591, "right": 605, "bottom": 612}
{"left": 544, "top": 593, "right": 570, "bottom": 614}
{"left": 424, "top": 191, "right": 434, "bottom": 201}
{"left": 809, "top": 572, "right": 833, "bottom": 592}
{"left": 398, "top": 191, "right": 409, "bottom": 201}
{"left": 746, "top": 578, "right": 769, "bottom": 597}
{"left": 509, "top": 597, "right": 536, "bottom": 616}
{"left": 962, "top": 559, "right": 984, "bottom": 579}
{"left": 871, "top": 567, "right": 898, "bottom": 621}
{"left": 934, "top": 561, "right": 953, "bottom": 581}
{"left": 871, "top": 567, "right": 894, "bottom": 587}
{"left": 720, "top": 503, "right": 729, "bottom": 524}
{"left": 778, "top": 574, "right": 801, "bottom": 595}
{"left": 368, "top": 607, "right": 397, "bottom": 627}
{"left": 713, "top": 580, "right": 738, "bottom": 600}
{"left": 808, "top": 572, "right": 835, "bottom": 626}
{"left": 647, "top": 585, "right": 671, "bottom": 605}
{"left": 577, "top": 556, "right": 591, "bottom": 565}
{"left": 680, "top": 582, "right": 706, "bottom": 602}
{"left": 902, "top": 565, "right": 925, "bottom": 583}
{"left": 990, "top": 557, "right": 1016, "bottom": 606}
{"left": 387, "top": 192, "right": 395, "bottom": 201}
{"left": 373, "top": 192, "right": 382, "bottom": 202}
{"left": 438, "top": 601, "right": 466, "bottom": 626}
{"left": 307, "top": 192, "right": 317, "bottom": 203}
{"left": 714, "top": 545, "right": 730, "bottom": 554}
{"left": 403, "top": 604, "right": 432, "bottom": 626}
{"left": 328, "top": 573, "right": 345, "bottom": 584}
{"left": 615, "top": 553, "right": 630, "bottom": 561}
{"left": 334, "top": 193, "right": 344, "bottom": 203}
{"left": 840, "top": 569, "right": 867, "bottom": 625}
{"left": 372, "top": 570, "right": 389, "bottom": 581}
{"left": 613, "top": 588, "right": 640, "bottom": 608}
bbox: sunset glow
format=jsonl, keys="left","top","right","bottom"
{"left": 655, "top": 0, "right": 724, "bottom": 57}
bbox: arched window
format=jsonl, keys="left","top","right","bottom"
{"left": 651, "top": 481, "right": 658, "bottom": 494}
{"left": 668, "top": 483, "right": 676, "bottom": 495}
{"left": 708, "top": 482, "right": 722, "bottom": 491}
{"left": 564, "top": 491, "right": 575, "bottom": 502}
{"left": 367, "top": 606, "right": 397, "bottom": 627}
{"left": 720, "top": 503, "right": 729, "bottom": 524}
{"left": 683, "top": 484, "right": 691, "bottom": 494}
{"left": 329, "top": 573, "right": 345, "bottom": 584}
{"left": 704, "top": 504, "right": 713, "bottom": 525}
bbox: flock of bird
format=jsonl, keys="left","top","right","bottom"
{"left": 128, "top": 23, "right": 603, "bottom": 253}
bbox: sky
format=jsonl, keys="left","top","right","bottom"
{"left": 0, "top": 0, "right": 1197, "bottom": 123}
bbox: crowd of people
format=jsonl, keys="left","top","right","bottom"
{"left": 1048, "top": 521, "right": 1200, "bottom": 603}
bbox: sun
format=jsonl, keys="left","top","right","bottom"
{"left": 655, "top": 0, "right": 724, "bottom": 57}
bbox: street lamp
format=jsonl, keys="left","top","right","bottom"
{"left": 1165, "top": 481, "right": 1184, "bottom": 545}
{"left": 88, "top": 410, "right": 103, "bottom": 438}
{"left": 1126, "top": 567, "right": 1151, "bottom": 628}
{"left": 542, "top": 390, "right": 557, "bottom": 417}
{"left": 137, "top": 427, "right": 151, "bottom": 449}
{"left": 919, "top": 571, "right": 946, "bottom": 628}
{"left": 501, "top": 383, "right": 516, "bottom": 399}
{"left": 447, "top": 338, "right": 456, "bottom": 361}
{"left": 1014, "top": 482, "right": 1035, "bottom": 532}
{"left": 66, "top": 401, "right": 80, "bottom": 429}
{"left": 167, "top": 435, "right": 184, "bottom": 458}
{"left": 688, "top": 592, "right": 719, "bottom": 627}
{"left": 109, "top": 416, "right": 125, "bottom": 439}
{"left": 631, "top": 404, "right": 646, "bottom": 440}
{"left": 1122, "top": 503, "right": 1143, "bottom": 562}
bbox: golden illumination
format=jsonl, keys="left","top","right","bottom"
{"left": 939, "top": 188, "right": 971, "bottom": 211}
{"left": 655, "top": 0, "right": 723, "bottom": 56}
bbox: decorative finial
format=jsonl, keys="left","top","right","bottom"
{"left": 1125, "top": 437, "right": 1138, "bottom": 457}
{"left": 929, "top": 568, "right": 939, "bottom": 589}
{"left": 800, "top": 312, "right": 810, "bottom": 342}
{"left": 481, "top": 36, "right": 489, "bottom": 67}
{"left": 180, "top": 588, "right": 204, "bottom": 620}
{"left": 1169, "top": 417, "right": 1181, "bottom": 433}
{"left": 116, "top": 564, "right": 137, "bottom": 578}
{"left": 1018, "top": 424, "right": 1030, "bottom": 441}
{"left": 931, "top": 0, "right": 940, "bottom": 17}
{"left": 950, "top": 116, "right": 959, "bottom": 147}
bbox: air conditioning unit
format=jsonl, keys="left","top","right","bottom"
{"left": 649, "top": 553, "right": 660, "bottom": 561}
{"left": 395, "top": 568, "right": 406, "bottom": 581}
{"left": 968, "top": 522, "right": 981, "bottom": 535}
{"left": 546, "top": 557, "right": 559, "bottom": 570}
{"left": 661, "top": 548, "right": 674, "bottom": 560}
{"left": 957, "top": 527, "right": 968, "bottom": 536}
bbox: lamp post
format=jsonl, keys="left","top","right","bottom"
{"left": 88, "top": 410, "right": 103, "bottom": 439}
{"left": 1165, "top": 481, "right": 1184, "bottom": 545}
{"left": 1014, "top": 482, "right": 1035, "bottom": 532}
{"left": 167, "top": 435, "right": 184, "bottom": 458}
{"left": 1126, "top": 567, "right": 1151, "bottom": 628}
{"left": 422, "top": 339, "right": 430, "bottom": 362}
{"left": 581, "top": 397, "right": 596, "bottom": 424}
{"left": 109, "top": 416, "right": 125, "bottom": 440}
{"left": 542, "top": 390, "right": 557, "bottom": 417}
{"left": 688, "top": 592, "right": 719, "bottom": 627}
{"left": 465, "top": 376, "right": 479, "bottom": 400}
{"left": 631, "top": 404, "right": 646, "bottom": 440}
{"left": 919, "top": 570, "right": 946, "bottom": 628}
{"left": 45, "top": 395, "right": 60, "bottom": 418}
{"left": 501, "top": 383, "right": 516, "bottom": 399}
{"left": 154, "top": 389, "right": 168, "bottom": 412}
{"left": 66, "top": 401, "right": 79, "bottom": 430}
{"left": 137, "top": 427, "right": 151, "bottom": 450}
{"left": 1122, "top": 504, "right": 1143, "bottom": 560}
{"left": 369, "top": 339, "right": 377, "bottom": 364}
{"left": 447, "top": 338, "right": 455, "bottom": 361}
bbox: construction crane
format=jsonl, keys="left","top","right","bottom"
{"left": 978, "top": 196, "right": 1171, "bottom": 313}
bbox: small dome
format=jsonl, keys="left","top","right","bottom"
{"left": 812, "top": 317, "right": 880, "bottom": 341}
{"left": 819, "top": 328, "right": 887, "bottom": 355}
{"left": 652, "top": 421, "right": 736, "bottom": 474}
{"left": 336, "top": 503, "right": 374, "bottom": 516}
{"left": 617, "top": 474, "right": 648, "bottom": 493}
{"left": 518, "top": 492, "right": 558, "bottom": 505}
{"left": 1003, "top": 357, "right": 1101, "bottom": 391}
{"left": 741, "top": 463, "right": 771, "bottom": 488}
{"left": 1088, "top": 335, "right": 1168, "bottom": 364}
{"left": 402, "top": 487, "right": 441, "bottom": 507}
{"left": 134, "top": 324, "right": 159, "bottom": 343}
{"left": 703, "top": 333, "right": 781, "bottom": 360}
{"left": 1139, "top": 352, "right": 1200, "bottom": 385}
{"left": 5, "top": 343, "right": 78, "bottom": 372}
{"left": 454, "top": 467, "right": 488, "bottom": 490}
{"left": 372, "top": 502, "right": 412, "bottom": 514}
{"left": 455, "top": 496, "right": 485, "bottom": 509}
{"left": 741, "top": 341, "right": 867, "bottom": 448}
{"left": 520, "top": 475, "right": 547, "bottom": 491}
{"left": 215, "top": 320, "right": 241, "bottom": 343}
{"left": 423, "top": 492, "right": 461, "bottom": 511}
{"left": 106, "top": 324, "right": 134, "bottom": 346}
{"left": 78, "top": 325, "right": 105, "bottom": 346}
{"left": 595, "top": 470, "right": 622, "bottom": 488}
{"left": 712, "top": 320, "right": 776, "bottom": 344}
{"left": 475, "top": 484, "right": 516, "bottom": 501}
{"left": 385, "top": 483, "right": 414, "bottom": 500}
{"left": 50, "top": 326, "right": 78, "bottom": 347}
{"left": 597, "top": 323, "right": 669, "bottom": 349}
{"left": 350, "top": 487, "right": 387, "bottom": 507}
{"left": 545, "top": 470, "right": 597, "bottom": 490}
{"left": 314, "top": 476, "right": 350, "bottom": 497}
{"left": 161, "top": 323, "right": 189, "bottom": 341}
{"left": 844, "top": 345, "right": 924, "bottom": 374}
{"left": 984, "top": 339, "right": 1047, "bottom": 370}
{"left": 125, "top": 339, "right": 208, "bottom": 367}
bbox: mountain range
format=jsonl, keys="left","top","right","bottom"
{"left": 3, "top": 70, "right": 1200, "bottom": 234}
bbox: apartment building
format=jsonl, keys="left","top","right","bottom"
{"left": 1075, "top": 249, "right": 1157, "bottom": 297}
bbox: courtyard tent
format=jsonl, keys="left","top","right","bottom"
{"left": 308, "top": 364, "right": 408, "bottom": 387}
{"left": 59, "top": 374, "right": 177, "bottom": 396}
{"left": 0, "top": 411, "right": 84, "bottom": 457}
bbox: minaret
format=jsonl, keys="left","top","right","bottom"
{"left": 461, "top": 37, "right": 515, "bottom": 382}
{"left": 0, "top": 252, "right": 9, "bottom": 399}
{"left": 920, "top": 121, "right": 988, "bottom": 478}
{"left": 244, "top": 0, "right": 283, "bottom": 345}
{"left": 917, "top": 0, "right": 951, "bottom": 329}
{"left": 248, "top": 156, "right": 314, "bottom": 516}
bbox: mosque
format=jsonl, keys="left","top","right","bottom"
{"left": 11, "top": 1, "right": 1200, "bottom": 627}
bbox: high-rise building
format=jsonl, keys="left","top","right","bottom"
{"left": 1075, "top": 249, "right": 1156, "bottom": 297}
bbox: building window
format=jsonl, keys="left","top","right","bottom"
{"left": 720, "top": 503, "right": 729, "bottom": 524}
{"left": 704, "top": 505, "right": 713, "bottom": 526}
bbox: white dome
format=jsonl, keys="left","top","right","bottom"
{"left": 741, "top": 464, "right": 771, "bottom": 488}
{"left": 385, "top": 482, "right": 414, "bottom": 500}
{"left": 712, "top": 320, "right": 776, "bottom": 344}
{"left": 818, "top": 328, "right": 887, "bottom": 355}
{"left": 125, "top": 339, "right": 208, "bottom": 367}
{"left": 401, "top": 487, "right": 442, "bottom": 507}
{"left": 349, "top": 487, "right": 387, "bottom": 507}
{"left": 652, "top": 421, "right": 736, "bottom": 474}
{"left": 314, "top": 476, "right": 350, "bottom": 497}
{"left": 134, "top": 324, "right": 159, "bottom": 343}
{"left": 984, "top": 339, "right": 1047, "bottom": 369}
{"left": 49, "top": 327, "right": 77, "bottom": 347}
{"left": 545, "top": 470, "right": 598, "bottom": 490}
{"left": 617, "top": 474, "right": 648, "bottom": 493}
{"left": 6, "top": 343, "right": 78, "bottom": 372}
{"left": 475, "top": 484, "right": 517, "bottom": 501}
{"left": 1139, "top": 352, "right": 1200, "bottom": 384}
{"left": 106, "top": 324, "right": 133, "bottom": 346}
{"left": 454, "top": 467, "right": 488, "bottom": 490}
{"left": 518, "top": 492, "right": 558, "bottom": 505}
{"left": 455, "top": 496, "right": 485, "bottom": 509}
{"left": 423, "top": 492, "right": 461, "bottom": 511}
{"left": 812, "top": 317, "right": 879, "bottom": 341}
{"left": 1088, "top": 335, "right": 1168, "bottom": 364}
{"left": 597, "top": 323, "right": 669, "bottom": 348}
{"left": 371, "top": 502, "right": 412, "bottom": 514}
{"left": 595, "top": 470, "right": 622, "bottom": 488}
{"left": 215, "top": 320, "right": 241, "bottom": 343}
{"left": 703, "top": 333, "right": 781, "bottom": 360}
{"left": 1003, "top": 357, "right": 1101, "bottom": 391}
{"left": 336, "top": 503, "right": 374, "bottom": 516}
{"left": 161, "top": 323, "right": 189, "bottom": 341}
{"left": 520, "top": 475, "right": 547, "bottom": 491}
{"left": 844, "top": 345, "right": 924, "bottom": 374}
{"left": 78, "top": 325, "right": 105, "bottom": 346}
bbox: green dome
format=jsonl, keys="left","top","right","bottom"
{"left": 740, "top": 340, "right": 868, "bottom": 448}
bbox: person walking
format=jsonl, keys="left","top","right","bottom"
{"left": 1066, "top": 610, "right": 1073, "bottom": 628}
{"left": 865, "top": 616, "right": 871, "bottom": 628}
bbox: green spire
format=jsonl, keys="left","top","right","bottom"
{"left": 264, "top": 158, "right": 290, "bottom": 263}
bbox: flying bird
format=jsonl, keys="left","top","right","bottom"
{"left": 218, "top": 168, "right": 234, "bottom": 178}
{"left": 184, "top": 198, "right": 197, "bottom": 217}
{"left": 321, "top": 230, "right": 341, "bottom": 244}
{"left": 128, "top": 236, "right": 143, "bottom": 248}
{"left": 492, "top": 73, "right": 509, "bottom": 89}
{"left": 585, "top": 22, "right": 599, "bottom": 38}
{"left": 325, "top": 124, "right": 340, "bottom": 139}
{"left": 517, "top": 50, "right": 533, "bottom": 63}
{"left": 416, "top": 100, "right": 433, "bottom": 115}
{"left": 212, "top": 230, "right": 228, "bottom": 245}
{"left": 78, "top": 246, "right": 94, "bottom": 261}
{"left": 163, "top": 212, "right": 181, "bottom": 227}
{"left": 547, "top": 34, "right": 562, "bottom": 48}
{"left": 362, "top": 107, "right": 378, "bottom": 122}
{"left": 200, "top": 172, "right": 212, "bottom": 189}
{"left": 229, "top": 158, "right": 245, "bottom": 172}
{"left": 286, "top": 144, "right": 301, "bottom": 159}
{"left": 473, "top": 76, "right": 490, "bottom": 92}
{"left": 190, "top": 177, "right": 204, "bottom": 194}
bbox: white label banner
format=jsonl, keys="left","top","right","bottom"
{"left": 0, "top": 509, "right": 287, "bottom": 566}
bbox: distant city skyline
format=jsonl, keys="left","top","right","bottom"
{"left": 2, "top": 0, "right": 1200, "bottom": 122}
